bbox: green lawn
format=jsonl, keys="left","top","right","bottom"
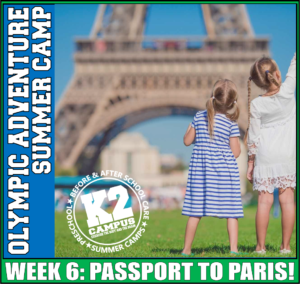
{"left": 55, "top": 207, "right": 296, "bottom": 258}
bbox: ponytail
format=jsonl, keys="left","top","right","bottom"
{"left": 266, "top": 71, "right": 280, "bottom": 88}
{"left": 226, "top": 103, "right": 240, "bottom": 122}
{"left": 244, "top": 77, "right": 252, "bottom": 145}
{"left": 206, "top": 97, "right": 215, "bottom": 139}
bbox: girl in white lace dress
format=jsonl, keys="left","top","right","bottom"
{"left": 246, "top": 53, "right": 296, "bottom": 254}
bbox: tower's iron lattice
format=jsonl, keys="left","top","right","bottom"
{"left": 55, "top": 4, "right": 269, "bottom": 174}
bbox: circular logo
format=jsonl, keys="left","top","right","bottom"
{"left": 66, "top": 171, "right": 149, "bottom": 254}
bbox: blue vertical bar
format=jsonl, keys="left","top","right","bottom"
{"left": 3, "top": 5, "right": 55, "bottom": 258}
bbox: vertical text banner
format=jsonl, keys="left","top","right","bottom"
{"left": 3, "top": 4, "right": 55, "bottom": 258}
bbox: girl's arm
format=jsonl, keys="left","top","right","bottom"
{"left": 246, "top": 101, "right": 261, "bottom": 182}
{"left": 229, "top": 122, "right": 241, "bottom": 158}
{"left": 247, "top": 101, "right": 261, "bottom": 157}
{"left": 230, "top": 137, "right": 241, "bottom": 158}
{"left": 183, "top": 123, "right": 196, "bottom": 146}
{"left": 282, "top": 53, "right": 296, "bottom": 91}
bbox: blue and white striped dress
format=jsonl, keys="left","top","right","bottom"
{"left": 182, "top": 110, "right": 244, "bottom": 219}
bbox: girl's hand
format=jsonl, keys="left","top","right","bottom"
{"left": 247, "top": 162, "right": 254, "bottom": 184}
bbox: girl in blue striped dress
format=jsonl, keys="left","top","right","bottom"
{"left": 181, "top": 79, "right": 244, "bottom": 256}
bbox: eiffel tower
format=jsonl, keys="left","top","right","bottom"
{"left": 55, "top": 4, "right": 269, "bottom": 174}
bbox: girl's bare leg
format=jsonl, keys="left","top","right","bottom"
{"left": 182, "top": 217, "right": 201, "bottom": 254}
{"left": 256, "top": 191, "right": 274, "bottom": 251}
{"left": 279, "top": 187, "right": 295, "bottom": 250}
{"left": 227, "top": 218, "right": 238, "bottom": 252}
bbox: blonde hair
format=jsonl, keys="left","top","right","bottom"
{"left": 206, "top": 79, "right": 240, "bottom": 139}
{"left": 244, "top": 57, "right": 280, "bottom": 144}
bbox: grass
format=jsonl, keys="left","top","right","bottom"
{"left": 55, "top": 206, "right": 296, "bottom": 258}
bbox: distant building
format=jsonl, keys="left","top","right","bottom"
{"left": 100, "top": 132, "right": 187, "bottom": 187}
{"left": 101, "top": 132, "right": 160, "bottom": 176}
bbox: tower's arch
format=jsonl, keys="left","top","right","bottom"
{"left": 75, "top": 106, "right": 199, "bottom": 174}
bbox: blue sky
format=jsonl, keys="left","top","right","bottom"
{"left": 55, "top": 4, "right": 296, "bottom": 164}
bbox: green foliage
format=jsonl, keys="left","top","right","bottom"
{"left": 55, "top": 162, "right": 78, "bottom": 176}
{"left": 161, "top": 160, "right": 187, "bottom": 174}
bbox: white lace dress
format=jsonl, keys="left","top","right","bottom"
{"left": 248, "top": 53, "right": 296, "bottom": 193}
